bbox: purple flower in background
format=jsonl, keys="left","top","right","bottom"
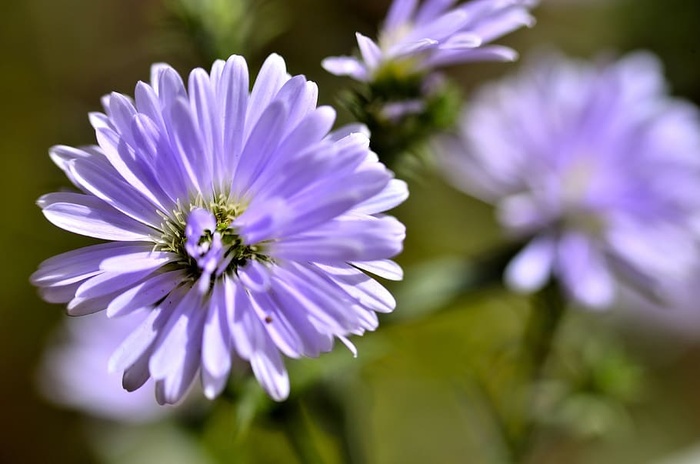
{"left": 31, "top": 54, "right": 407, "bottom": 404}
{"left": 322, "top": 0, "right": 538, "bottom": 82}
{"left": 39, "top": 310, "right": 170, "bottom": 422}
{"left": 438, "top": 52, "right": 700, "bottom": 308}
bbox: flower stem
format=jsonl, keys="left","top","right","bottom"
{"left": 276, "top": 399, "right": 326, "bottom": 464}
{"left": 510, "top": 282, "right": 567, "bottom": 462}
{"left": 525, "top": 282, "right": 567, "bottom": 380}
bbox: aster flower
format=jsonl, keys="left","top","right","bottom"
{"left": 322, "top": 0, "right": 538, "bottom": 82}
{"left": 438, "top": 52, "right": 700, "bottom": 308}
{"left": 31, "top": 54, "right": 407, "bottom": 404}
{"left": 39, "top": 310, "right": 171, "bottom": 422}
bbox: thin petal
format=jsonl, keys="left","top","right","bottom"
{"left": 201, "top": 283, "right": 232, "bottom": 399}
{"left": 505, "top": 236, "right": 555, "bottom": 293}
{"left": 106, "top": 270, "right": 187, "bottom": 317}
{"left": 385, "top": 0, "right": 419, "bottom": 30}
{"left": 39, "top": 192, "right": 155, "bottom": 241}
{"left": 31, "top": 242, "right": 145, "bottom": 287}
{"left": 352, "top": 259, "right": 404, "bottom": 281}
{"left": 99, "top": 251, "right": 177, "bottom": 272}
{"left": 218, "top": 55, "right": 250, "bottom": 181}
{"left": 108, "top": 288, "right": 183, "bottom": 373}
{"left": 75, "top": 268, "right": 160, "bottom": 300}
{"left": 356, "top": 33, "right": 382, "bottom": 70}
{"left": 557, "top": 234, "right": 615, "bottom": 309}
{"left": 321, "top": 57, "right": 368, "bottom": 81}
{"left": 246, "top": 54, "right": 288, "bottom": 141}
{"left": 270, "top": 216, "right": 405, "bottom": 263}
{"left": 354, "top": 179, "right": 409, "bottom": 214}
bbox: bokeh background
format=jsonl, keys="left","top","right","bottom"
{"left": 2, "top": 0, "right": 700, "bottom": 462}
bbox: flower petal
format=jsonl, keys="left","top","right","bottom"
{"left": 39, "top": 192, "right": 155, "bottom": 241}
{"left": 505, "top": 236, "right": 555, "bottom": 293}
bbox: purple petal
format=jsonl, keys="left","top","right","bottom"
{"left": 321, "top": 57, "right": 369, "bottom": 81}
{"left": 245, "top": 106, "right": 337, "bottom": 198}
{"left": 384, "top": 0, "right": 419, "bottom": 31}
{"left": 402, "top": 10, "right": 468, "bottom": 45}
{"left": 94, "top": 126, "right": 168, "bottom": 211}
{"left": 122, "top": 350, "right": 152, "bottom": 392}
{"left": 68, "top": 156, "right": 162, "bottom": 227}
{"left": 247, "top": 289, "right": 304, "bottom": 358}
{"left": 217, "top": 55, "right": 250, "bottom": 180}
{"left": 505, "top": 236, "right": 556, "bottom": 293}
{"left": 134, "top": 81, "right": 166, "bottom": 130}
{"left": 40, "top": 283, "right": 82, "bottom": 304}
{"left": 75, "top": 268, "right": 161, "bottom": 300}
{"left": 49, "top": 145, "right": 108, "bottom": 189}
{"left": 238, "top": 260, "right": 272, "bottom": 292}
{"left": 106, "top": 270, "right": 187, "bottom": 317}
{"left": 354, "top": 179, "right": 409, "bottom": 214}
{"left": 557, "top": 234, "right": 615, "bottom": 309}
{"left": 232, "top": 100, "right": 288, "bottom": 198}
{"left": 67, "top": 292, "right": 121, "bottom": 316}
{"left": 270, "top": 215, "right": 405, "bottom": 263}
{"left": 201, "top": 283, "right": 232, "bottom": 399}
{"left": 245, "top": 54, "right": 288, "bottom": 140}
{"left": 99, "top": 250, "right": 177, "bottom": 273}
{"left": 273, "top": 263, "right": 361, "bottom": 333}
{"left": 154, "top": 65, "right": 187, "bottom": 107}
{"left": 467, "top": 7, "right": 535, "bottom": 44}
{"left": 423, "top": 45, "right": 518, "bottom": 68}
{"left": 109, "top": 288, "right": 183, "bottom": 374}
{"left": 167, "top": 98, "right": 208, "bottom": 195}
{"left": 188, "top": 68, "right": 220, "bottom": 183}
{"left": 31, "top": 242, "right": 145, "bottom": 287}
{"left": 318, "top": 263, "right": 396, "bottom": 313}
{"left": 352, "top": 259, "right": 404, "bottom": 281}
{"left": 415, "top": 0, "right": 458, "bottom": 23}
{"left": 356, "top": 33, "right": 382, "bottom": 70}
{"left": 149, "top": 288, "right": 205, "bottom": 381}
{"left": 39, "top": 192, "right": 155, "bottom": 241}
{"left": 249, "top": 330, "right": 290, "bottom": 401}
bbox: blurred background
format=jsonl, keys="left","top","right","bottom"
{"left": 2, "top": 0, "right": 700, "bottom": 462}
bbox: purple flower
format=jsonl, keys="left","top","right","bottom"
{"left": 322, "top": 0, "right": 538, "bottom": 82}
{"left": 438, "top": 52, "right": 700, "bottom": 308}
{"left": 31, "top": 54, "right": 407, "bottom": 404}
{"left": 39, "top": 310, "right": 170, "bottom": 422}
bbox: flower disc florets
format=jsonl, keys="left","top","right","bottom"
{"left": 157, "top": 196, "right": 265, "bottom": 286}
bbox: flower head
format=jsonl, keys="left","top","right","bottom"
{"left": 31, "top": 54, "right": 407, "bottom": 404}
{"left": 322, "top": 0, "right": 538, "bottom": 82}
{"left": 438, "top": 52, "right": 700, "bottom": 308}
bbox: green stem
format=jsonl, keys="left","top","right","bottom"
{"left": 510, "top": 282, "right": 567, "bottom": 462}
{"left": 301, "top": 385, "right": 360, "bottom": 464}
{"left": 471, "top": 377, "right": 522, "bottom": 464}
{"left": 525, "top": 283, "right": 567, "bottom": 380}
{"left": 276, "top": 399, "right": 326, "bottom": 464}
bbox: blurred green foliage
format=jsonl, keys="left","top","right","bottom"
{"left": 163, "top": 0, "right": 289, "bottom": 63}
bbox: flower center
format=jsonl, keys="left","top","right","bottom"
{"left": 379, "top": 23, "right": 414, "bottom": 53}
{"left": 156, "top": 195, "right": 268, "bottom": 288}
{"left": 558, "top": 158, "right": 607, "bottom": 236}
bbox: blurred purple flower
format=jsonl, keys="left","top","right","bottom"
{"left": 31, "top": 54, "right": 407, "bottom": 404}
{"left": 39, "top": 310, "right": 169, "bottom": 423}
{"left": 322, "top": 0, "right": 538, "bottom": 82}
{"left": 438, "top": 52, "right": 700, "bottom": 308}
